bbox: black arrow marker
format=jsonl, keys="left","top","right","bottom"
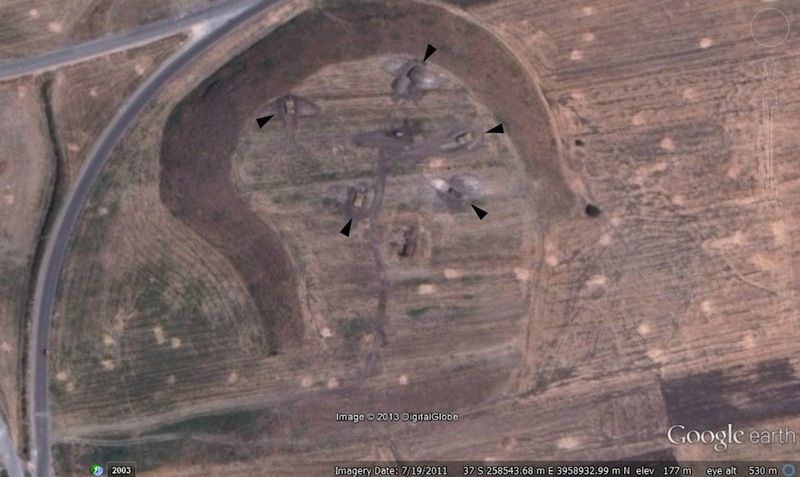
{"left": 486, "top": 123, "right": 504, "bottom": 134}
{"left": 256, "top": 115, "right": 274, "bottom": 128}
{"left": 340, "top": 219, "right": 353, "bottom": 237}
{"left": 423, "top": 44, "right": 437, "bottom": 62}
{"left": 471, "top": 204, "right": 487, "bottom": 220}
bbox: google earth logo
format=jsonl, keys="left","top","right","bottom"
{"left": 89, "top": 464, "right": 104, "bottom": 476}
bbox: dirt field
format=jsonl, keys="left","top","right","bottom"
{"left": 48, "top": 0, "right": 312, "bottom": 434}
{"left": 51, "top": 34, "right": 185, "bottom": 184}
{"left": 0, "top": 75, "right": 54, "bottom": 458}
{"left": 0, "top": 0, "right": 212, "bottom": 60}
{"left": 160, "top": 0, "right": 574, "bottom": 355}
{"left": 0, "top": 31, "right": 185, "bottom": 467}
{"left": 49, "top": 0, "right": 800, "bottom": 474}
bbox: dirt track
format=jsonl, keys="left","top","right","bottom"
{"left": 160, "top": 0, "right": 574, "bottom": 355}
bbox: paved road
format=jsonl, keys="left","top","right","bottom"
{"left": 0, "top": 418, "right": 24, "bottom": 477}
{"left": 0, "top": 0, "right": 263, "bottom": 81}
{"left": 28, "top": 0, "right": 282, "bottom": 475}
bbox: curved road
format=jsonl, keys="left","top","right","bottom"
{"left": 28, "top": 0, "right": 282, "bottom": 475}
{"left": 0, "top": 0, "right": 265, "bottom": 81}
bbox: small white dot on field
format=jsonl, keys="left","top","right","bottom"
{"left": 514, "top": 267, "right": 530, "bottom": 281}
{"left": 153, "top": 326, "right": 165, "bottom": 345}
{"left": 47, "top": 21, "right": 63, "bottom": 33}
{"left": 682, "top": 87, "right": 698, "bottom": 101}
{"left": 134, "top": 64, "right": 145, "bottom": 75}
{"left": 701, "top": 300, "right": 714, "bottom": 316}
{"left": 89, "top": 88, "right": 98, "bottom": 97}
{"left": 570, "top": 49, "right": 583, "bottom": 61}
{"left": 730, "top": 152, "right": 750, "bottom": 173}
{"left": 166, "top": 375, "right": 176, "bottom": 385}
{"left": 586, "top": 274, "right": 607, "bottom": 287}
{"left": 700, "top": 37, "right": 713, "bottom": 48}
{"left": 637, "top": 323, "right": 651, "bottom": 336}
{"left": 29, "top": 9, "right": 40, "bottom": 19}
{"left": 671, "top": 195, "right": 686, "bottom": 206}
{"left": 582, "top": 6, "right": 595, "bottom": 15}
{"left": 444, "top": 268, "right": 462, "bottom": 279}
{"left": 67, "top": 143, "right": 79, "bottom": 152}
{"left": 428, "top": 157, "right": 445, "bottom": 169}
{"left": 301, "top": 376, "right": 313, "bottom": 388}
{"left": 545, "top": 242, "right": 558, "bottom": 267}
{"left": 170, "top": 337, "right": 181, "bottom": 349}
{"left": 771, "top": 220, "right": 788, "bottom": 245}
{"left": 4, "top": 194, "right": 14, "bottom": 206}
{"left": 66, "top": 382, "right": 75, "bottom": 392}
{"left": 647, "top": 348, "right": 666, "bottom": 364}
{"left": 418, "top": 284, "right": 435, "bottom": 295}
{"left": 398, "top": 374, "right": 409, "bottom": 385}
{"left": 660, "top": 137, "right": 675, "bottom": 151}
{"left": 599, "top": 233, "right": 611, "bottom": 246}
{"left": 582, "top": 32, "right": 595, "bottom": 42}
{"left": 320, "top": 326, "right": 332, "bottom": 338}
{"left": 102, "top": 334, "right": 115, "bottom": 346}
{"left": 227, "top": 371, "right": 238, "bottom": 384}
{"left": 327, "top": 377, "right": 339, "bottom": 389}
{"left": 741, "top": 333, "right": 757, "bottom": 350}
{"left": 56, "top": 371, "right": 68, "bottom": 382}
{"left": 1, "top": 342, "right": 11, "bottom": 353}
{"left": 556, "top": 436, "right": 581, "bottom": 450}
{"left": 101, "top": 359, "right": 115, "bottom": 370}
{"left": 631, "top": 112, "right": 646, "bottom": 126}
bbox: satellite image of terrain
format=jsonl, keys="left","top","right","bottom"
{"left": 0, "top": 0, "right": 799, "bottom": 476}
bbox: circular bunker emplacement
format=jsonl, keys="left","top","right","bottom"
{"left": 160, "top": 0, "right": 574, "bottom": 356}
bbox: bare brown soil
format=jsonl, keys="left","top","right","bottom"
{"left": 53, "top": 34, "right": 185, "bottom": 185}
{"left": 0, "top": 75, "right": 54, "bottom": 455}
{"left": 50, "top": 0, "right": 800, "bottom": 472}
{"left": 160, "top": 0, "right": 573, "bottom": 355}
